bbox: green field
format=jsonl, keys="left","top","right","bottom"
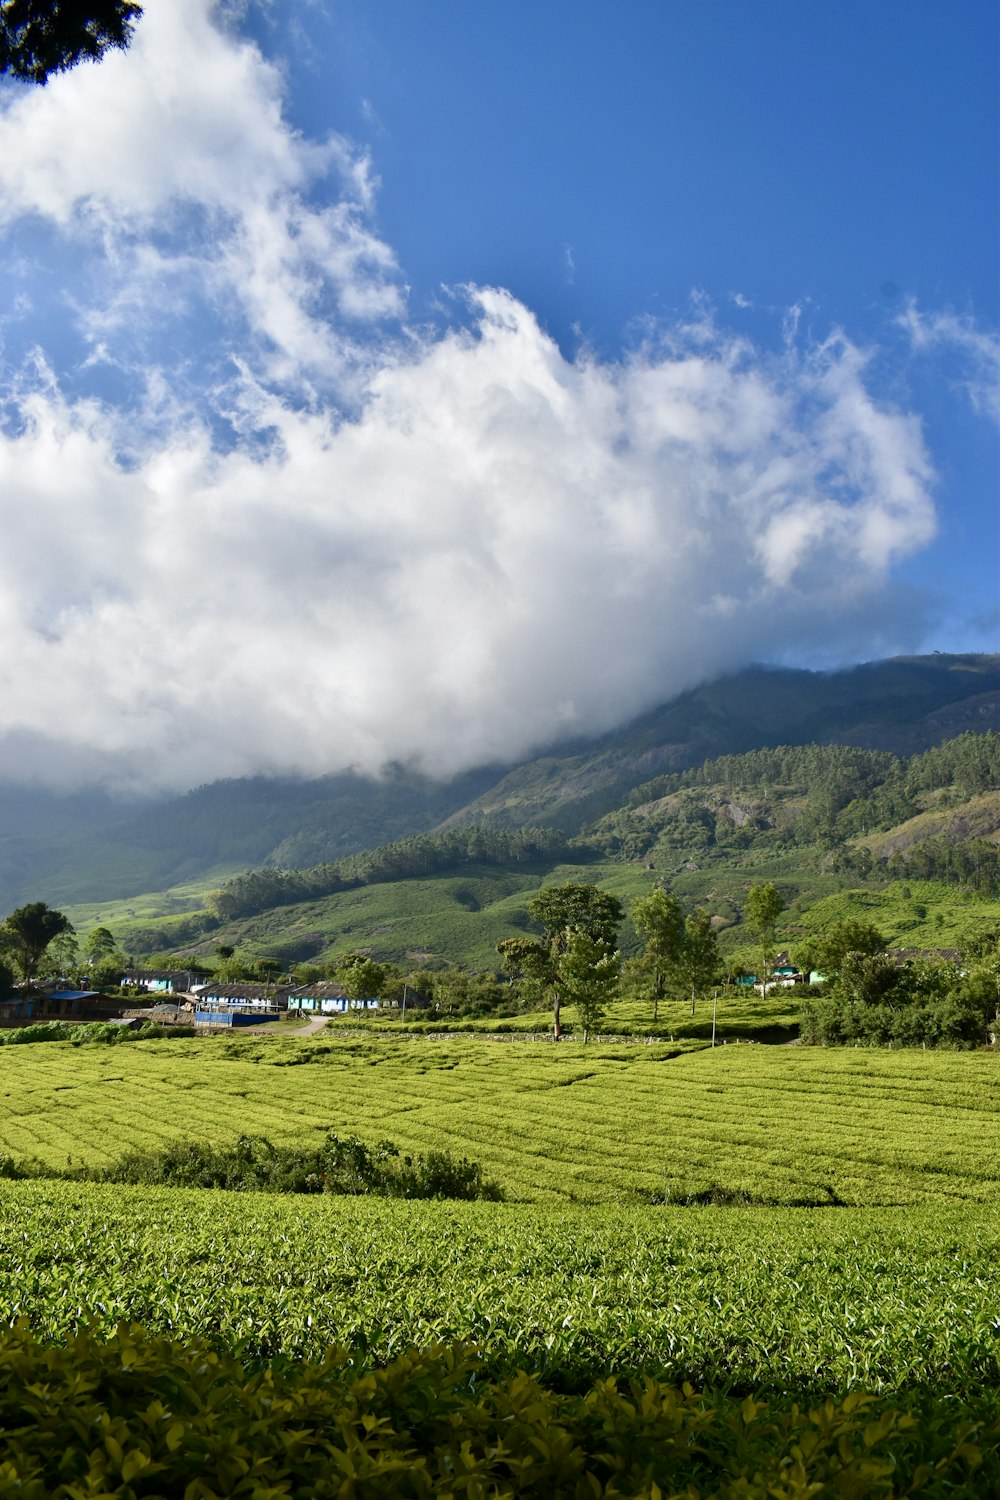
{"left": 0, "top": 1181, "right": 995, "bottom": 1398}
{"left": 62, "top": 856, "right": 1000, "bottom": 979}
{"left": 0, "top": 1033, "right": 997, "bottom": 1492}
{"left": 0, "top": 1036, "right": 996, "bottom": 1207}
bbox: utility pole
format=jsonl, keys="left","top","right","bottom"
{"left": 711, "top": 989, "right": 718, "bottom": 1048}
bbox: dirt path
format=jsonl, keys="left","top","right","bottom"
{"left": 294, "top": 1015, "right": 330, "bottom": 1037}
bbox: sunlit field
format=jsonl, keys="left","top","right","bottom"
{"left": 0, "top": 1036, "right": 995, "bottom": 1206}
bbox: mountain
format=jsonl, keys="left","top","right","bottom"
{"left": 0, "top": 766, "right": 504, "bottom": 912}
{"left": 96, "top": 727, "right": 1000, "bottom": 972}
{"left": 1, "top": 652, "right": 997, "bottom": 912}
{"left": 437, "top": 653, "right": 1000, "bottom": 832}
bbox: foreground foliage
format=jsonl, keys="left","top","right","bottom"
{"left": 0, "top": 1019, "right": 192, "bottom": 1047}
{"left": 0, "top": 1322, "right": 993, "bottom": 1499}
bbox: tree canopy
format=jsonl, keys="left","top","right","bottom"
{"left": 1, "top": 902, "right": 73, "bottom": 982}
{"left": 498, "top": 883, "right": 624, "bottom": 1040}
{"left": 630, "top": 888, "right": 686, "bottom": 1021}
{"left": 0, "top": 1, "right": 142, "bottom": 84}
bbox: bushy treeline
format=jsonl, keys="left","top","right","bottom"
{"left": 626, "top": 743, "right": 905, "bottom": 806}
{"left": 629, "top": 732, "right": 1000, "bottom": 806}
{"left": 208, "top": 825, "right": 569, "bottom": 923}
{"left": 800, "top": 940, "right": 999, "bottom": 1049}
{"left": 908, "top": 730, "right": 1000, "bottom": 797}
{"left": 886, "top": 836, "right": 1000, "bottom": 896}
{"left": 599, "top": 733, "right": 1000, "bottom": 882}
{"left": 0, "top": 1130, "right": 504, "bottom": 1201}
{"left": 801, "top": 989, "right": 992, "bottom": 1048}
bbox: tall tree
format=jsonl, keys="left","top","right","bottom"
{"left": 800, "top": 920, "right": 886, "bottom": 982}
{"left": 1, "top": 902, "right": 73, "bottom": 982}
{"left": 525, "top": 883, "right": 623, "bottom": 1039}
{"left": 0, "top": 1, "right": 142, "bottom": 84}
{"left": 496, "top": 937, "right": 553, "bottom": 1013}
{"left": 743, "top": 883, "right": 785, "bottom": 994}
{"left": 631, "top": 887, "right": 686, "bottom": 1022}
{"left": 556, "top": 928, "right": 620, "bottom": 1043}
{"left": 42, "top": 929, "right": 80, "bottom": 980}
{"left": 335, "top": 955, "right": 391, "bottom": 1008}
{"left": 82, "top": 926, "right": 117, "bottom": 966}
{"left": 677, "top": 908, "right": 721, "bottom": 1015}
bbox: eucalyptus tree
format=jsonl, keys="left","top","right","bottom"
{"left": 743, "top": 883, "right": 785, "bottom": 993}
{"left": 630, "top": 887, "right": 685, "bottom": 1022}
{"left": 678, "top": 908, "right": 721, "bottom": 1015}
{"left": 556, "top": 929, "right": 620, "bottom": 1043}
{"left": 498, "top": 883, "right": 623, "bottom": 1039}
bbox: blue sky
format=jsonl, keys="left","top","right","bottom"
{"left": 0, "top": 0, "right": 996, "bottom": 791}
{"left": 270, "top": 0, "right": 999, "bottom": 639}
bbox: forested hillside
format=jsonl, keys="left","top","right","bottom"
{"left": 4, "top": 653, "right": 999, "bottom": 912}
{"left": 591, "top": 733, "right": 1000, "bottom": 894}
{"left": 75, "top": 729, "right": 1000, "bottom": 973}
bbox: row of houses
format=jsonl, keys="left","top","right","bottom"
{"left": 0, "top": 972, "right": 390, "bottom": 1033}
{"left": 121, "top": 970, "right": 390, "bottom": 1025}
{"left": 0, "top": 986, "right": 128, "bottom": 1027}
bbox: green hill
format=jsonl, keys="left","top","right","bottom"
{"left": 63, "top": 728, "right": 1000, "bottom": 976}
{"left": 8, "top": 652, "right": 999, "bottom": 914}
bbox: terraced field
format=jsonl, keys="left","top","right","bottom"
{"left": 0, "top": 1036, "right": 996, "bottom": 1205}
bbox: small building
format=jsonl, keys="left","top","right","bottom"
{"left": 194, "top": 1007, "right": 280, "bottom": 1029}
{"left": 287, "top": 982, "right": 379, "bottom": 1015}
{"left": 191, "top": 982, "right": 295, "bottom": 1011}
{"left": 121, "top": 969, "right": 204, "bottom": 995}
{"left": 123, "top": 1000, "right": 194, "bottom": 1026}
{"left": 0, "top": 986, "right": 125, "bottom": 1027}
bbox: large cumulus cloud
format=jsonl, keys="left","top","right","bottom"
{"left": 0, "top": 1, "right": 953, "bottom": 793}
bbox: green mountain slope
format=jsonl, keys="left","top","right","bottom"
{"left": 5, "top": 652, "right": 999, "bottom": 912}
{"left": 70, "top": 728, "right": 1000, "bottom": 972}
{"left": 440, "top": 654, "right": 1000, "bottom": 832}
{"left": 0, "top": 765, "right": 503, "bottom": 911}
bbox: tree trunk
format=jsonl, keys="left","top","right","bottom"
{"left": 552, "top": 990, "right": 561, "bottom": 1041}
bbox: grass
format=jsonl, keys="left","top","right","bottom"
{"left": 0, "top": 1035, "right": 996, "bottom": 1207}
{"left": 325, "top": 982, "right": 802, "bottom": 1040}
{"left": 61, "top": 868, "right": 240, "bottom": 937}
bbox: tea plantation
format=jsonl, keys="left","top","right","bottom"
{"left": 0, "top": 1034, "right": 996, "bottom": 1494}
{"left": 0, "top": 1035, "right": 995, "bottom": 1205}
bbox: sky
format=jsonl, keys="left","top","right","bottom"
{"left": 0, "top": 0, "right": 996, "bottom": 795}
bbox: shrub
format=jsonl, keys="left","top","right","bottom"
{"left": 0, "top": 1323, "right": 992, "bottom": 1498}
{"left": 88, "top": 1131, "right": 506, "bottom": 1201}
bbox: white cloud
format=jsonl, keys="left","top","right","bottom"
{"left": 0, "top": 287, "right": 938, "bottom": 792}
{"left": 898, "top": 302, "right": 1000, "bottom": 426}
{"left": 0, "top": 0, "right": 403, "bottom": 396}
{"left": 0, "top": 1, "right": 948, "bottom": 794}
